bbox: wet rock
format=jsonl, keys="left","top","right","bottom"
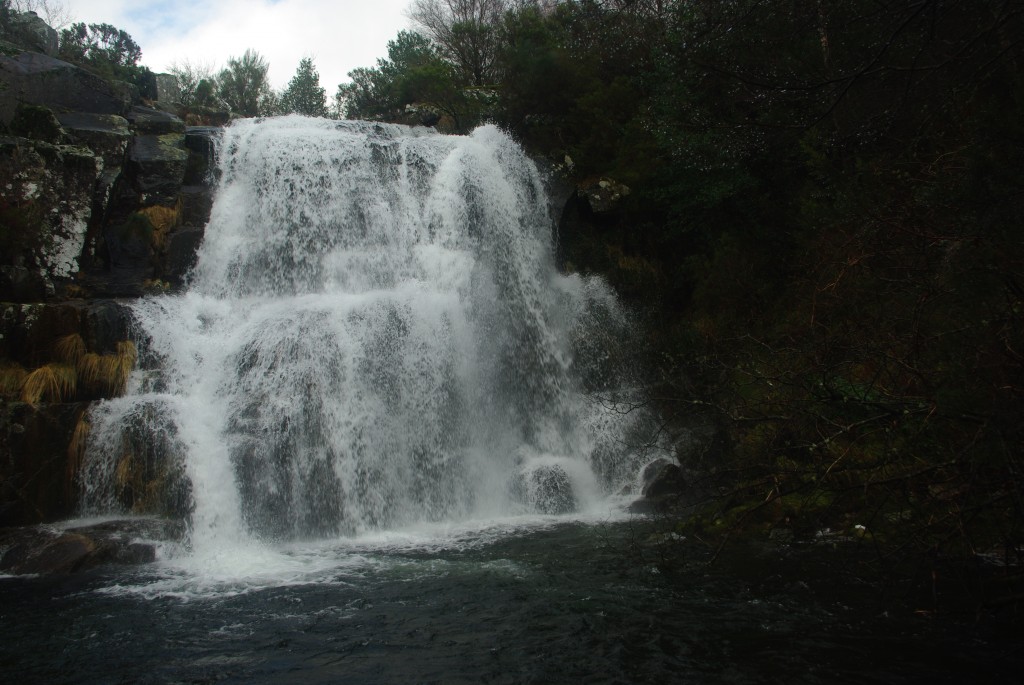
{"left": 0, "top": 402, "right": 88, "bottom": 526}
{"left": 0, "top": 518, "right": 185, "bottom": 574}
{"left": 127, "top": 133, "right": 187, "bottom": 206}
{"left": 164, "top": 226, "right": 204, "bottom": 286}
{"left": 183, "top": 127, "right": 221, "bottom": 186}
{"left": 641, "top": 458, "right": 686, "bottom": 498}
{"left": 57, "top": 113, "right": 131, "bottom": 172}
{"left": 521, "top": 464, "right": 577, "bottom": 515}
{"left": 178, "top": 185, "right": 214, "bottom": 225}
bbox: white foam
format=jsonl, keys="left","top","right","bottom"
{"left": 81, "top": 117, "right": 655, "bottom": 580}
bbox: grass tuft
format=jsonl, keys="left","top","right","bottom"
{"left": 54, "top": 333, "right": 87, "bottom": 365}
{"left": 0, "top": 362, "right": 28, "bottom": 399}
{"left": 76, "top": 341, "right": 137, "bottom": 397}
{"left": 67, "top": 410, "right": 90, "bottom": 487}
{"left": 21, "top": 363, "right": 76, "bottom": 404}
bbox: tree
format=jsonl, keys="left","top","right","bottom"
{"left": 58, "top": 22, "right": 141, "bottom": 70}
{"left": 339, "top": 31, "right": 463, "bottom": 122}
{"left": 7, "top": 0, "right": 71, "bottom": 30}
{"left": 168, "top": 59, "right": 217, "bottom": 108}
{"left": 217, "top": 49, "right": 272, "bottom": 117}
{"left": 280, "top": 57, "right": 327, "bottom": 117}
{"left": 56, "top": 21, "right": 152, "bottom": 93}
{"left": 408, "top": 0, "right": 507, "bottom": 86}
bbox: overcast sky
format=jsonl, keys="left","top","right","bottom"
{"left": 60, "top": 0, "right": 413, "bottom": 92}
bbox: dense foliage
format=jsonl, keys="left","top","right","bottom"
{"left": 217, "top": 49, "right": 274, "bottom": 117}
{"left": 338, "top": 0, "right": 1024, "bottom": 563}
{"left": 279, "top": 57, "right": 328, "bottom": 117}
{"left": 56, "top": 21, "right": 152, "bottom": 89}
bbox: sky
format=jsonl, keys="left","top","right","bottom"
{"left": 59, "top": 0, "right": 414, "bottom": 91}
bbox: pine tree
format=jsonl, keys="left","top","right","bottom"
{"left": 280, "top": 57, "right": 327, "bottom": 117}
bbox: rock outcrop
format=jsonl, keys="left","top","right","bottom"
{"left": 0, "top": 13, "right": 220, "bottom": 548}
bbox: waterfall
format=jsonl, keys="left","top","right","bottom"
{"left": 81, "top": 117, "right": 649, "bottom": 551}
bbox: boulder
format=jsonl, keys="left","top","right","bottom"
{"left": 2, "top": 11, "right": 58, "bottom": 56}
{"left": 640, "top": 458, "right": 687, "bottom": 498}
{"left": 516, "top": 463, "right": 577, "bottom": 515}
{"left": 126, "top": 105, "right": 186, "bottom": 135}
{"left": 0, "top": 530, "right": 99, "bottom": 574}
{"left": 153, "top": 73, "right": 181, "bottom": 105}
{"left": 0, "top": 518, "right": 185, "bottom": 574}
{"left": 577, "top": 176, "right": 631, "bottom": 215}
{"left": 627, "top": 458, "right": 692, "bottom": 515}
{"left": 8, "top": 103, "right": 67, "bottom": 144}
{"left": 183, "top": 105, "right": 231, "bottom": 127}
{"left": 0, "top": 52, "right": 130, "bottom": 125}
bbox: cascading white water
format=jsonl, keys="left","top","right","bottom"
{"left": 81, "top": 117, "right": 649, "bottom": 554}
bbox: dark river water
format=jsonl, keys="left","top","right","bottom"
{"left": 1, "top": 516, "right": 1020, "bottom": 684}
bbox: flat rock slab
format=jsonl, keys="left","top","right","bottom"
{"left": 126, "top": 106, "right": 186, "bottom": 135}
{"left": 0, "top": 52, "right": 130, "bottom": 124}
{"left": 57, "top": 112, "right": 131, "bottom": 168}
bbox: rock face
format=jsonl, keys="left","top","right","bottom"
{"left": 0, "top": 401, "right": 87, "bottom": 525}
{"left": 0, "top": 13, "right": 221, "bottom": 545}
{"left": 0, "top": 133, "right": 99, "bottom": 297}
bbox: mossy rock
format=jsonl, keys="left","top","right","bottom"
{"left": 8, "top": 103, "right": 66, "bottom": 144}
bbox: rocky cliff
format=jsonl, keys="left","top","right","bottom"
{"left": 0, "top": 11, "right": 217, "bottom": 528}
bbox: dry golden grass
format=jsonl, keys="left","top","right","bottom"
{"left": 66, "top": 410, "right": 90, "bottom": 488}
{"left": 77, "top": 352, "right": 104, "bottom": 389}
{"left": 139, "top": 204, "right": 181, "bottom": 252}
{"left": 76, "top": 341, "right": 137, "bottom": 397}
{"left": 0, "top": 363, "right": 28, "bottom": 399}
{"left": 115, "top": 451, "right": 135, "bottom": 491}
{"left": 111, "top": 341, "right": 137, "bottom": 394}
{"left": 54, "top": 333, "right": 87, "bottom": 365}
{"left": 21, "top": 363, "right": 76, "bottom": 404}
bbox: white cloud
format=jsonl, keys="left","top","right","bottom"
{"left": 60, "top": 0, "right": 412, "bottom": 91}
